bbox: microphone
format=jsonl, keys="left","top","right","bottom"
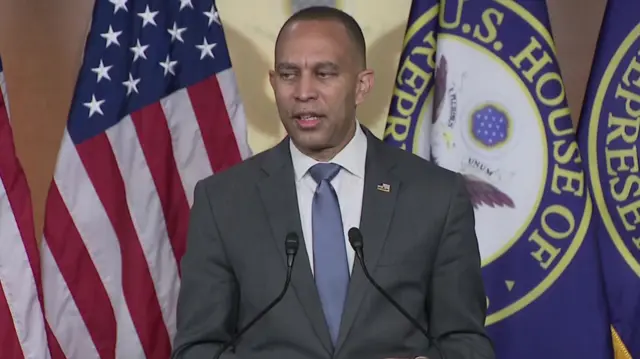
{"left": 347, "top": 227, "right": 446, "bottom": 359}
{"left": 212, "top": 232, "right": 300, "bottom": 359}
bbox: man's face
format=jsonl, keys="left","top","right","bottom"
{"left": 269, "top": 19, "right": 373, "bottom": 158}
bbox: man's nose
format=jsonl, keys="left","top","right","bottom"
{"left": 294, "top": 74, "right": 318, "bottom": 101}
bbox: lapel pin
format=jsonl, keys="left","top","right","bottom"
{"left": 376, "top": 183, "right": 391, "bottom": 192}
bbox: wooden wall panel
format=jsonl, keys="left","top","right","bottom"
{"left": 0, "top": 0, "right": 607, "bottom": 238}
{"left": 0, "top": 0, "right": 94, "bottom": 237}
{"left": 547, "top": 0, "right": 607, "bottom": 119}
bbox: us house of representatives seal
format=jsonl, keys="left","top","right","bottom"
{"left": 585, "top": 23, "right": 640, "bottom": 279}
{"left": 386, "top": 0, "right": 591, "bottom": 326}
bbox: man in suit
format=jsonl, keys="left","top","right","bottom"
{"left": 171, "top": 6, "right": 494, "bottom": 359}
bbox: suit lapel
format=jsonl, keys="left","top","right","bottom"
{"left": 335, "top": 132, "right": 400, "bottom": 352}
{"left": 256, "top": 139, "right": 334, "bottom": 354}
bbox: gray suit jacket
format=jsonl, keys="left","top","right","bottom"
{"left": 171, "top": 126, "right": 495, "bottom": 359}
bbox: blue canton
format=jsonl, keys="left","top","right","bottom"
{"left": 67, "top": 0, "right": 232, "bottom": 144}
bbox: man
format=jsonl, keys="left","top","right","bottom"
{"left": 171, "top": 6, "right": 494, "bottom": 359}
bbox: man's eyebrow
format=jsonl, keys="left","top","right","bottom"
{"left": 275, "top": 62, "right": 340, "bottom": 72}
{"left": 315, "top": 62, "right": 339, "bottom": 70}
{"left": 275, "top": 63, "right": 298, "bottom": 71}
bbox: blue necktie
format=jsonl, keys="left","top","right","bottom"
{"left": 309, "top": 163, "right": 349, "bottom": 345}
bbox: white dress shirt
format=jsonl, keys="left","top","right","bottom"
{"left": 290, "top": 122, "right": 367, "bottom": 276}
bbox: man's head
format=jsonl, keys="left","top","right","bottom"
{"left": 269, "top": 6, "right": 374, "bottom": 161}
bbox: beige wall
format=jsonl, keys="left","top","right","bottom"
{"left": 0, "top": 0, "right": 606, "bottom": 238}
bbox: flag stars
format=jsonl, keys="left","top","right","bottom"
{"left": 196, "top": 38, "right": 216, "bottom": 59}
{"left": 130, "top": 39, "right": 149, "bottom": 62}
{"left": 77, "top": 1, "right": 226, "bottom": 121}
{"left": 109, "top": 0, "right": 128, "bottom": 13}
{"left": 84, "top": 95, "right": 105, "bottom": 117}
{"left": 203, "top": 4, "right": 220, "bottom": 26}
{"left": 160, "top": 54, "right": 178, "bottom": 76}
{"left": 168, "top": 22, "right": 187, "bottom": 43}
{"left": 101, "top": 26, "right": 122, "bottom": 48}
{"left": 138, "top": 5, "right": 158, "bottom": 28}
{"left": 123, "top": 73, "right": 141, "bottom": 96}
{"left": 91, "top": 60, "right": 112, "bottom": 82}
{"left": 179, "top": 0, "right": 193, "bottom": 11}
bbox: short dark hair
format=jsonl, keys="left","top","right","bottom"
{"left": 275, "top": 6, "right": 367, "bottom": 67}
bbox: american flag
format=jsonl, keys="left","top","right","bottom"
{"left": 40, "top": 0, "right": 251, "bottom": 358}
{"left": 0, "top": 58, "right": 51, "bottom": 358}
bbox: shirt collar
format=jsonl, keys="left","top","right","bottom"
{"left": 290, "top": 121, "right": 367, "bottom": 182}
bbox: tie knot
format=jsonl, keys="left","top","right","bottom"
{"left": 309, "top": 163, "right": 342, "bottom": 184}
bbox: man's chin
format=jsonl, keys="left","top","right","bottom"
{"left": 290, "top": 135, "right": 331, "bottom": 152}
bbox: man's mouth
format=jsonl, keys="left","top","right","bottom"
{"left": 293, "top": 112, "right": 323, "bottom": 129}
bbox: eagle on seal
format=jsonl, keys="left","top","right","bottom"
{"left": 431, "top": 55, "right": 515, "bottom": 210}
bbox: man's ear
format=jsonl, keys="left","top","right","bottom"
{"left": 269, "top": 69, "right": 277, "bottom": 91}
{"left": 355, "top": 69, "right": 374, "bottom": 106}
